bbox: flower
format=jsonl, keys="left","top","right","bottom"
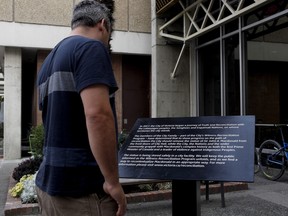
{"left": 9, "top": 181, "right": 24, "bottom": 197}
{"left": 9, "top": 174, "right": 32, "bottom": 198}
{"left": 9, "top": 173, "right": 38, "bottom": 204}
{"left": 20, "top": 173, "right": 37, "bottom": 203}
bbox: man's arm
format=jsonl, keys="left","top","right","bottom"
{"left": 80, "top": 84, "right": 126, "bottom": 216}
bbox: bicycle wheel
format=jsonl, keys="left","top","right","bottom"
{"left": 254, "top": 148, "right": 260, "bottom": 174}
{"left": 258, "top": 140, "right": 286, "bottom": 180}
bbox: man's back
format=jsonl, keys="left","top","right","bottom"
{"left": 36, "top": 36, "right": 117, "bottom": 197}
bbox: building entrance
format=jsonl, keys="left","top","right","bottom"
{"left": 197, "top": 1, "right": 288, "bottom": 124}
{"left": 195, "top": 1, "right": 288, "bottom": 147}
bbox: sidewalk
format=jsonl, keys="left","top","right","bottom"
{"left": 1, "top": 158, "right": 288, "bottom": 216}
{"left": 126, "top": 171, "right": 288, "bottom": 216}
{"left": 0, "top": 159, "right": 22, "bottom": 216}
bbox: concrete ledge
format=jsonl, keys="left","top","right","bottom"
{"left": 5, "top": 201, "right": 39, "bottom": 216}
{"left": 125, "top": 181, "right": 248, "bottom": 203}
{"left": 4, "top": 178, "right": 248, "bottom": 216}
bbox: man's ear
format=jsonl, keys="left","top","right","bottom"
{"left": 99, "top": 19, "right": 106, "bottom": 32}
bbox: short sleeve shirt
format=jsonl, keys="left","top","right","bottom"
{"left": 36, "top": 36, "right": 118, "bottom": 197}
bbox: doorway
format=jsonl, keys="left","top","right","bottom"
{"left": 122, "top": 55, "right": 151, "bottom": 132}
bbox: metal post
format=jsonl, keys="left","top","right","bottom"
{"left": 172, "top": 180, "right": 201, "bottom": 216}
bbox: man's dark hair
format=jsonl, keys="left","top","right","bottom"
{"left": 94, "top": 0, "right": 115, "bottom": 53}
{"left": 95, "top": 0, "right": 115, "bottom": 28}
{"left": 71, "top": 0, "right": 111, "bottom": 32}
{"left": 72, "top": 0, "right": 115, "bottom": 53}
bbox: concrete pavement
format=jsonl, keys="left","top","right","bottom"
{"left": 126, "top": 172, "right": 288, "bottom": 216}
{"left": 0, "top": 159, "right": 22, "bottom": 216}
{"left": 1, "top": 158, "right": 288, "bottom": 216}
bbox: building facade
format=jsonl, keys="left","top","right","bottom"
{"left": 0, "top": 0, "right": 152, "bottom": 159}
{"left": 153, "top": 0, "right": 288, "bottom": 146}
{"left": 1, "top": 0, "right": 288, "bottom": 159}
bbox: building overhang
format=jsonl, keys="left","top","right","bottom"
{"left": 156, "top": 0, "right": 285, "bottom": 79}
{"left": 0, "top": 22, "right": 151, "bottom": 55}
{"left": 157, "top": 0, "right": 274, "bottom": 43}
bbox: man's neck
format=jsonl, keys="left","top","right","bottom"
{"left": 70, "top": 26, "right": 99, "bottom": 40}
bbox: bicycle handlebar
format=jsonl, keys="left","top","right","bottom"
{"left": 255, "top": 124, "right": 288, "bottom": 127}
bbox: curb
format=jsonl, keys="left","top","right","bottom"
{"left": 4, "top": 179, "right": 247, "bottom": 216}
{"left": 125, "top": 181, "right": 248, "bottom": 203}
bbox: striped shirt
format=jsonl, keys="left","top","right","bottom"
{"left": 36, "top": 35, "right": 118, "bottom": 197}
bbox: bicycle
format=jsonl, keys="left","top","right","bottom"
{"left": 254, "top": 148, "right": 260, "bottom": 174}
{"left": 258, "top": 124, "right": 288, "bottom": 180}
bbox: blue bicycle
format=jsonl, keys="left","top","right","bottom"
{"left": 258, "top": 124, "right": 288, "bottom": 180}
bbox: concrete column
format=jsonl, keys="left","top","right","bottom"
{"left": 151, "top": 1, "right": 190, "bottom": 118}
{"left": 4, "top": 47, "right": 22, "bottom": 160}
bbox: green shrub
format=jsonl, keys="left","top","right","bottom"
{"left": 29, "top": 124, "right": 44, "bottom": 158}
{"left": 118, "top": 129, "right": 129, "bottom": 149}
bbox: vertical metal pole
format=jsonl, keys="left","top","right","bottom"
{"left": 239, "top": 17, "right": 247, "bottom": 116}
{"left": 172, "top": 180, "right": 201, "bottom": 216}
{"left": 220, "top": 25, "right": 226, "bottom": 116}
{"left": 220, "top": 182, "right": 226, "bottom": 207}
{"left": 219, "top": 24, "right": 226, "bottom": 209}
{"left": 205, "top": 181, "right": 209, "bottom": 201}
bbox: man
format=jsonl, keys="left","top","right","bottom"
{"left": 36, "top": 1, "right": 127, "bottom": 215}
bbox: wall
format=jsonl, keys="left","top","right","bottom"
{"left": 0, "top": 0, "right": 151, "bottom": 33}
{"left": 151, "top": 1, "right": 191, "bottom": 118}
{"left": 0, "top": 0, "right": 152, "bottom": 159}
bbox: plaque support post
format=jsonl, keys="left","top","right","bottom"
{"left": 172, "top": 180, "right": 201, "bottom": 216}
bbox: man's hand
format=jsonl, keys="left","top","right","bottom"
{"left": 103, "top": 181, "right": 127, "bottom": 216}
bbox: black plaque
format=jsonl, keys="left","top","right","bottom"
{"left": 118, "top": 115, "right": 255, "bottom": 182}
